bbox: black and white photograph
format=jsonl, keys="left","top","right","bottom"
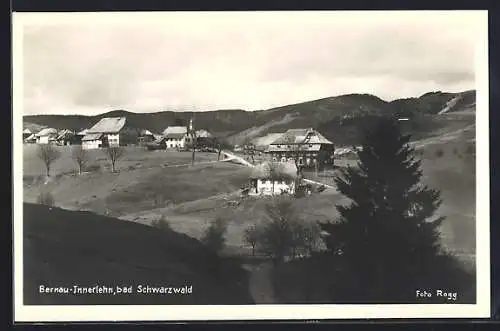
{"left": 13, "top": 10, "right": 490, "bottom": 321}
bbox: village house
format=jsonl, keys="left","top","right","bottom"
{"left": 248, "top": 161, "right": 299, "bottom": 196}
{"left": 137, "top": 129, "right": 156, "bottom": 145}
{"left": 23, "top": 128, "right": 32, "bottom": 140}
{"left": 24, "top": 133, "right": 37, "bottom": 144}
{"left": 190, "top": 129, "right": 216, "bottom": 149}
{"left": 34, "top": 128, "right": 58, "bottom": 144}
{"left": 162, "top": 126, "right": 188, "bottom": 149}
{"left": 266, "top": 128, "right": 335, "bottom": 168}
{"left": 252, "top": 133, "right": 283, "bottom": 152}
{"left": 55, "top": 129, "right": 79, "bottom": 146}
{"left": 82, "top": 117, "right": 130, "bottom": 150}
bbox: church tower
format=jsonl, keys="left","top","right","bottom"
{"left": 188, "top": 117, "right": 194, "bottom": 132}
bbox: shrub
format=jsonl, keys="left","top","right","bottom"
{"left": 201, "top": 218, "right": 227, "bottom": 253}
{"left": 86, "top": 164, "right": 101, "bottom": 172}
{"left": 37, "top": 191, "right": 55, "bottom": 206}
{"left": 151, "top": 215, "right": 171, "bottom": 231}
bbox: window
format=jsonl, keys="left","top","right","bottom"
{"left": 276, "top": 144, "right": 281, "bottom": 148}
{"left": 309, "top": 144, "right": 313, "bottom": 148}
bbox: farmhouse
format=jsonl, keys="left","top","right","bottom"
{"left": 248, "top": 161, "right": 298, "bottom": 196}
{"left": 23, "top": 128, "right": 32, "bottom": 140}
{"left": 24, "top": 134, "right": 37, "bottom": 144}
{"left": 252, "top": 132, "right": 283, "bottom": 152}
{"left": 35, "top": 128, "right": 58, "bottom": 144}
{"left": 137, "top": 129, "right": 156, "bottom": 145}
{"left": 55, "top": 129, "right": 79, "bottom": 146}
{"left": 82, "top": 117, "right": 131, "bottom": 150}
{"left": 162, "top": 126, "right": 188, "bottom": 149}
{"left": 266, "top": 128, "right": 335, "bottom": 168}
{"left": 191, "top": 129, "right": 215, "bottom": 149}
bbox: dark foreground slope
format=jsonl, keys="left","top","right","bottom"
{"left": 23, "top": 203, "right": 253, "bottom": 305}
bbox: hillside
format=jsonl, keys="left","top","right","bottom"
{"left": 23, "top": 90, "right": 475, "bottom": 145}
{"left": 23, "top": 203, "right": 253, "bottom": 305}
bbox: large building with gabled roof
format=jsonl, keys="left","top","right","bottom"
{"left": 265, "top": 128, "right": 335, "bottom": 168}
{"left": 82, "top": 117, "right": 131, "bottom": 150}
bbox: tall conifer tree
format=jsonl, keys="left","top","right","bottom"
{"left": 320, "top": 117, "right": 462, "bottom": 302}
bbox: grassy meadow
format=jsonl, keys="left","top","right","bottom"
{"left": 22, "top": 127, "right": 476, "bottom": 265}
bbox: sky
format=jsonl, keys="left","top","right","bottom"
{"left": 17, "top": 11, "right": 484, "bottom": 116}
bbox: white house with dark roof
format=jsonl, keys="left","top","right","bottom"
{"left": 35, "top": 128, "right": 58, "bottom": 144}
{"left": 82, "top": 117, "right": 127, "bottom": 150}
{"left": 266, "top": 128, "right": 335, "bottom": 168}
{"left": 248, "top": 161, "right": 299, "bottom": 196}
{"left": 162, "top": 126, "right": 188, "bottom": 149}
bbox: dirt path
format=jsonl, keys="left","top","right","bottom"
{"left": 244, "top": 261, "right": 276, "bottom": 304}
{"left": 221, "top": 151, "right": 255, "bottom": 167}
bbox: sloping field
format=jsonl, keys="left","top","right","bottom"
{"left": 122, "top": 126, "right": 476, "bottom": 262}
{"left": 23, "top": 203, "right": 253, "bottom": 305}
{"left": 23, "top": 144, "right": 218, "bottom": 177}
{"left": 23, "top": 153, "right": 251, "bottom": 217}
{"left": 122, "top": 190, "right": 348, "bottom": 251}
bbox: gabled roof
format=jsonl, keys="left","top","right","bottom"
{"left": 82, "top": 133, "right": 104, "bottom": 141}
{"left": 87, "top": 117, "right": 126, "bottom": 133}
{"left": 24, "top": 134, "right": 36, "bottom": 141}
{"left": 56, "top": 129, "right": 75, "bottom": 140}
{"left": 252, "top": 133, "right": 284, "bottom": 147}
{"left": 140, "top": 129, "right": 154, "bottom": 136}
{"left": 35, "top": 128, "right": 58, "bottom": 137}
{"left": 250, "top": 161, "right": 298, "bottom": 180}
{"left": 77, "top": 129, "right": 89, "bottom": 136}
{"left": 270, "top": 128, "right": 333, "bottom": 145}
{"left": 162, "top": 126, "right": 187, "bottom": 136}
{"left": 165, "top": 132, "right": 187, "bottom": 139}
{"left": 23, "top": 128, "right": 32, "bottom": 134}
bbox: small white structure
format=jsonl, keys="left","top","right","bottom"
{"left": 35, "top": 128, "right": 58, "bottom": 144}
{"left": 82, "top": 117, "right": 127, "bottom": 150}
{"left": 82, "top": 133, "right": 104, "bottom": 149}
{"left": 248, "top": 161, "right": 298, "bottom": 196}
{"left": 162, "top": 126, "right": 188, "bottom": 149}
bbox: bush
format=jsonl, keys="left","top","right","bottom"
{"left": 201, "top": 218, "right": 227, "bottom": 253}
{"left": 37, "top": 191, "right": 55, "bottom": 206}
{"left": 435, "top": 149, "right": 444, "bottom": 158}
{"left": 86, "top": 164, "right": 101, "bottom": 172}
{"left": 150, "top": 215, "right": 171, "bottom": 231}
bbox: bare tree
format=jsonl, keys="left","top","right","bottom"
{"left": 301, "top": 222, "right": 322, "bottom": 256}
{"left": 214, "top": 137, "right": 232, "bottom": 161}
{"left": 267, "top": 161, "right": 283, "bottom": 194}
{"left": 105, "top": 146, "right": 124, "bottom": 172}
{"left": 243, "top": 224, "right": 261, "bottom": 256}
{"left": 71, "top": 145, "right": 89, "bottom": 174}
{"left": 189, "top": 130, "right": 197, "bottom": 166}
{"left": 281, "top": 132, "right": 307, "bottom": 176}
{"left": 241, "top": 135, "right": 256, "bottom": 164}
{"left": 37, "top": 144, "right": 61, "bottom": 177}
